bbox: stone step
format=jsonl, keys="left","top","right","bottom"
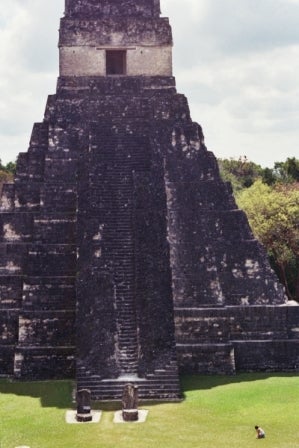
{"left": 77, "top": 385, "right": 181, "bottom": 401}
{"left": 115, "top": 296, "right": 136, "bottom": 301}
{"left": 77, "top": 379, "right": 181, "bottom": 389}
{"left": 115, "top": 299, "right": 137, "bottom": 304}
{"left": 91, "top": 385, "right": 181, "bottom": 392}
{"left": 117, "top": 332, "right": 138, "bottom": 337}
{"left": 116, "top": 308, "right": 137, "bottom": 314}
{"left": 117, "top": 328, "right": 138, "bottom": 333}
{"left": 115, "top": 292, "right": 136, "bottom": 298}
{"left": 116, "top": 307, "right": 137, "bottom": 312}
{"left": 118, "top": 333, "right": 138, "bottom": 337}
{"left": 116, "top": 303, "right": 137, "bottom": 308}
{"left": 117, "top": 333, "right": 138, "bottom": 339}
{"left": 118, "top": 347, "right": 138, "bottom": 353}
{"left": 115, "top": 283, "right": 135, "bottom": 288}
{"left": 76, "top": 379, "right": 181, "bottom": 388}
{"left": 118, "top": 338, "right": 138, "bottom": 343}
{"left": 118, "top": 345, "right": 138, "bottom": 350}
{"left": 113, "top": 291, "right": 136, "bottom": 297}
{"left": 115, "top": 302, "right": 136, "bottom": 308}
{"left": 118, "top": 362, "right": 138, "bottom": 368}
{"left": 118, "top": 348, "right": 138, "bottom": 354}
{"left": 117, "top": 316, "right": 137, "bottom": 322}
{"left": 118, "top": 341, "right": 138, "bottom": 346}
{"left": 118, "top": 352, "right": 138, "bottom": 359}
{"left": 145, "top": 374, "right": 179, "bottom": 381}
{"left": 118, "top": 368, "right": 139, "bottom": 373}
{"left": 77, "top": 370, "right": 180, "bottom": 382}
{"left": 114, "top": 269, "right": 135, "bottom": 283}
{"left": 116, "top": 310, "right": 137, "bottom": 316}
{"left": 118, "top": 340, "right": 138, "bottom": 346}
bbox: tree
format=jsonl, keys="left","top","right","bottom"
{"left": 0, "top": 159, "right": 15, "bottom": 194}
{"left": 237, "top": 180, "right": 299, "bottom": 300}
{"left": 218, "top": 156, "right": 263, "bottom": 194}
{"left": 4, "top": 161, "right": 16, "bottom": 175}
{"left": 262, "top": 157, "right": 299, "bottom": 185}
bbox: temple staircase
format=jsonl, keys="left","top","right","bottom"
{"left": 76, "top": 129, "right": 181, "bottom": 400}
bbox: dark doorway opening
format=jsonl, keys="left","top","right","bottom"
{"left": 106, "top": 50, "right": 127, "bottom": 75}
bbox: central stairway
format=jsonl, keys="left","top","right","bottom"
{"left": 112, "top": 144, "right": 139, "bottom": 375}
{"left": 76, "top": 126, "right": 181, "bottom": 400}
{"left": 77, "top": 360, "right": 181, "bottom": 400}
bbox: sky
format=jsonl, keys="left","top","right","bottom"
{"left": 0, "top": 0, "right": 299, "bottom": 166}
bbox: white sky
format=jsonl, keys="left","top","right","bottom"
{"left": 0, "top": 0, "right": 299, "bottom": 166}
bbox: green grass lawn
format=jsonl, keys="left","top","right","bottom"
{"left": 0, "top": 373, "right": 298, "bottom": 448}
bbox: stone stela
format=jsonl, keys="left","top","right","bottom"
{"left": 76, "top": 389, "right": 93, "bottom": 422}
{"left": 0, "top": 0, "right": 298, "bottom": 401}
{"left": 122, "top": 383, "right": 139, "bottom": 422}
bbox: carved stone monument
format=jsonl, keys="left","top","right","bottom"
{"left": 122, "top": 384, "right": 139, "bottom": 422}
{"left": 76, "top": 389, "right": 92, "bottom": 422}
{"left": 0, "top": 0, "right": 298, "bottom": 400}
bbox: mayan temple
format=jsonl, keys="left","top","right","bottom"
{"left": 0, "top": 0, "right": 298, "bottom": 400}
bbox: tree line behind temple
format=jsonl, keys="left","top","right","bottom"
{"left": 0, "top": 156, "right": 298, "bottom": 301}
{"left": 218, "top": 157, "right": 299, "bottom": 301}
{"left": 0, "top": 160, "right": 15, "bottom": 191}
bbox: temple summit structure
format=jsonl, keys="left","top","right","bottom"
{"left": 0, "top": 0, "right": 298, "bottom": 400}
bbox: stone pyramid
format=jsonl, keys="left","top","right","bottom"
{"left": 0, "top": 0, "right": 298, "bottom": 400}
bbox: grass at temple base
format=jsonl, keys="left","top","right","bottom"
{"left": 0, "top": 373, "right": 298, "bottom": 448}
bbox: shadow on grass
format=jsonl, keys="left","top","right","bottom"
{"left": 0, "top": 378, "right": 179, "bottom": 410}
{"left": 0, "top": 379, "right": 74, "bottom": 409}
{"left": 181, "top": 372, "right": 299, "bottom": 396}
{"left": 0, "top": 372, "right": 297, "bottom": 409}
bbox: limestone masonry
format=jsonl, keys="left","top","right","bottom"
{"left": 0, "top": 0, "right": 298, "bottom": 400}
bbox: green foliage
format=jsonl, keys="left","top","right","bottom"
{"left": 237, "top": 180, "right": 299, "bottom": 299}
{"left": 262, "top": 167, "right": 277, "bottom": 185}
{"left": 218, "top": 156, "right": 299, "bottom": 189}
{"left": 218, "top": 156, "right": 263, "bottom": 194}
{"left": 0, "top": 375, "right": 298, "bottom": 448}
{"left": 0, "top": 158, "right": 16, "bottom": 174}
{"left": 272, "top": 157, "right": 299, "bottom": 184}
{"left": 258, "top": 157, "right": 299, "bottom": 185}
{"left": 218, "top": 156, "right": 299, "bottom": 300}
{"left": 0, "top": 158, "right": 15, "bottom": 183}
{"left": 0, "top": 159, "right": 16, "bottom": 193}
{"left": 4, "top": 160, "right": 16, "bottom": 174}
{"left": 0, "top": 170, "right": 13, "bottom": 192}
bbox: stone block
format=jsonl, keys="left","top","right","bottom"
{"left": 0, "top": 310, "right": 19, "bottom": 345}
{"left": 18, "top": 311, "right": 76, "bottom": 346}
{"left": 0, "top": 276, "right": 23, "bottom": 308}
{"left": 22, "top": 277, "right": 75, "bottom": 311}
{"left": 0, "top": 345, "right": 15, "bottom": 375}
{"left": 177, "top": 343, "right": 235, "bottom": 375}
{"left": 40, "top": 184, "right": 77, "bottom": 212}
{"left": 233, "top": 340, "right": 299, "bottom": 372}
{"left": 14, "top": 347, "right": 75, "bottom": 379}
{"left": 26, "top": 244, "right": 76, "bottom": 276}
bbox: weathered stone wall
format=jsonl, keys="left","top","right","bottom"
{"left": 164, "top": 140, "right": 286, "bottom": 307}
{"left": 0, "top": 114, "right": 78, "bottom": 377}
{"left": 0, "top": 0, "right": 298, "bottom": 397}
{"left": 65, "top": 0, "right": 161, "bottom": 17}
{"left": 59, "top": 18, "right": 172, "bottom": 47}
{"left": 0, "top": 309, "right": 19, "bottom": 375}
{"left": 59, "top": 5, "right": 172, "bottom": 77}
{"left": 60, "top": 45, "right": 172, "bottom": 77}
{"left": 0, "top": 73, "right": 297, "bottom": 384}
{"left": 175, "top": 306, "right": 299, "bottom": 373}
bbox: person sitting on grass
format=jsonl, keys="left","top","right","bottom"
{"left": 255, "top": 425, "right": 266, "bottom": 439}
